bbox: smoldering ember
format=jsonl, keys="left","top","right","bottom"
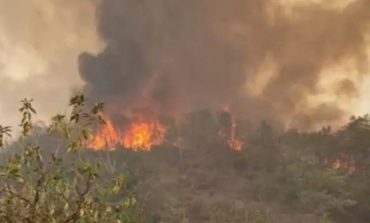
{"left": 0, "top": 0, "right": 370, "bottom": 222}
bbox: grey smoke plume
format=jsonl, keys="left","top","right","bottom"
{"left": 0, "top": 0, "right": 100, "bottom": 127}
{"left": 79, "top": 0, "right": 370, "bottom": 128}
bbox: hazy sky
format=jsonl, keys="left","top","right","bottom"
{"left": 0, "top": 0, "right": 102, "bottom": 127}
{"left": 0, "top": 0, "right": 369, "bottom": 129}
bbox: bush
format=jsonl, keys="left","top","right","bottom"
{"left": 0, "top": 96, "right": 143, "bottom": 223}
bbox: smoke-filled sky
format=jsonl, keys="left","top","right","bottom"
{"left": 1, "top": 0, "right": 370, "bottom": 129}
{"left": 0, "top": 0, "right": 101, "bottom": 126}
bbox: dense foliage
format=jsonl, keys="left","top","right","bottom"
{"left": 2, "top": 98, "right": 370, "bottom": 222}
{"left": 117, "top": 111, "right": 370, "bottom": 223}
{"left": 0, "top": 96, "right": 143, "bottom": 223}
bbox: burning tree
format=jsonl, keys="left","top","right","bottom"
{"left": 87, "top": 117, "right": 166, "bottom": 151}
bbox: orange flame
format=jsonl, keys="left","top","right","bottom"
{"left": 229, "top": 139, "right": 242, "bottom": 151}
{"left": 87, "top": 120, "right": 119, "bottom": 150}
{"left": 228, "top": 122, "right": 242, "bottom": 151}
{"left": 219, "top": 107, "right": 243, "bottom": 151}
{"left": 332, "top": 159, "right": 356, "bottom": 174}
{"left": 123, "top": 121, "right": 166, "bottom": 151}
{"left": 87, "top": 119, "right": 166, "bottom": 151}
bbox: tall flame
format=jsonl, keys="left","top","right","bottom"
{"left": 220, "top": 106, "right": 243, "bottom": 151}
{"left": 228, "top": 121, "right": 242, "bottom": 151}
{"left": 123, "top": 121, "right": 166, "bottom": 151}
{"left": 87, "top": 119, "right": 166, "bottom": 151}
{"left": 87, "top": 120, "right": 119, "bottom": 150}
{"left": 88, "top": 107, "right": 244, "bottom": 151}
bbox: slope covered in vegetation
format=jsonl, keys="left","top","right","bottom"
{"left": 2, "top": 97, "right": 370, "bottom": 222}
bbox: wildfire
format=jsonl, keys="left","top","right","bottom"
{"left": 88, "top": 107, "right": 243, "bottom": 151}
{"left": 123, "top": 121, "right": 166, "bottom": 150}
{"left": 87, "top": 119, "right": 166, "bottom": 151}
{"left": 332, "top": 159, "right": 356, "bottom": 174}
{"left": 87, "top": 120, "right": 120, "bottom": 150}
{"left": 229, "top": 138, "right": 242, "bottom": 151}
{"left": 219, "top": 106, "right": 243, "bottom": 151}
{"left": 228, "top": 122, "right": 242, "bottom": 151}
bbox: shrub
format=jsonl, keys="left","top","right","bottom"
{"left": 0, "top": 96, "right": 143, "bottom": 223}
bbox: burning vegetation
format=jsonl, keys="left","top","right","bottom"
{"left": 87, "top": 116, "right": 166, "bottom": 151}
{"left": 78, "top": 0, "right": 370, "bottom": 131}
{"left": 2, "top": 0, "right": 370, "bottom": 222}
{"left": 2, "top": 96, "right": 370, "bottom": 223}
{"left": 87, "top": 109, "right": 243, "bottom": 151}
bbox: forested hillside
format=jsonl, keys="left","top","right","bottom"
{"left": 2, "top": 98, "right": 370, "bottom": 222}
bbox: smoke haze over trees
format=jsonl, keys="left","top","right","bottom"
{"left": 79, "top": 0, "right": 370, "bottom": 129}
{"left": 0, "top": 0, "right": 369, "bottom": 128}
{"left": 2, "top": 1, "right": 370, "bottom": 222}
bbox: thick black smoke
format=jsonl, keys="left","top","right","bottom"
{"left": 79, "top": 0, "right": 370, "bottom": 128}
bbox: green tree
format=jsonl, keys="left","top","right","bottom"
{"left": 0, "top": 96, "right": 143, "bottom": 223}
{"left": 248, "top": 121, "right": 280, "bottom": 171}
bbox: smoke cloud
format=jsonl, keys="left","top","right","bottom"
{"left": 0, "top": 0, "right": 101, "bottom": 126}
{"left": 79, "top": 0, "right": 370, "bottom": 128}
